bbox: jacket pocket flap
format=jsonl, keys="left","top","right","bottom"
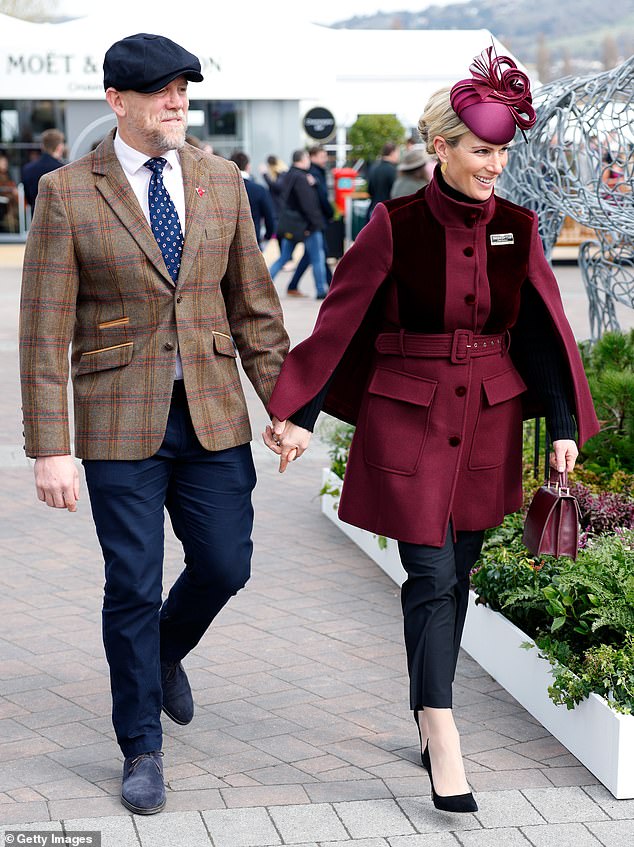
{"left": 77, "top": 342, "right": 133, "bottom": 375}
{"left": 368, "top": 368, "right": 437, "bottom": 407}
{"left": 482, "top": 368, "right": 527, "bottom": 406}
{"left": 212, "top": 331, "right": 237, "bottom": 358}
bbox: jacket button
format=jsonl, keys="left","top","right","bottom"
{"left": 449, "top": 436, "right": 461, "bottom": 447}
{"left": 163, "top": 342, "right": 175, "bottom": 351}
{"left": 463, "top": 246, "right": 474, "bottom": 257}
{"left": 464, "top": 294, "right": 476, "bottom": 305}
{"left": 455, "top": 386, "right": 467, "bottom": 397}
{"left": 176, "top": 296, "right": 182, "bottom": 303}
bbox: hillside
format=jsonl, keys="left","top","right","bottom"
{"left": 331, "top": 0, "right": 634, "bottom": 76}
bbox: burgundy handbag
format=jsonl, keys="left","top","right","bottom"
{"left": 522, "top": 470, "right": 581, "bottom": 560}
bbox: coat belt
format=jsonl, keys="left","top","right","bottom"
{"left": 375, "top": 329, "right": 508, "bottom": 364}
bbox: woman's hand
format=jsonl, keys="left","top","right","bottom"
{"left": 550, "top": 439, "right": 579, "bottom": 474}
{"left": 263, "top": 417, "right": 312, "bottom": 473}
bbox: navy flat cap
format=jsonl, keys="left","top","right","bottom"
{"left": 103, "top": 33, "right": 203, "bottom": 93}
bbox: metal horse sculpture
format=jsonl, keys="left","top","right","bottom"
{"left": 499, "top": 57, "right": 634, "bottom": 340}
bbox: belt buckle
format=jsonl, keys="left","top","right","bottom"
{"left": 450, "top": 329, "right": 473, "bottom": 364}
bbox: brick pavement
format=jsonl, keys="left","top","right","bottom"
{"left": 0, "top": 245, "right": 632, "bottom": 845}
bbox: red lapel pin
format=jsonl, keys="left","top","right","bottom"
{"left": 196, "top": 187, "right": 205, "bottom": 197}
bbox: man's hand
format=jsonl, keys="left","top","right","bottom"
{"left": 550, "top": 439, "right": 579, "bottom": 475}
{"left": 34, "top": 455, "right": 80, "bottom": 512}
{"left": 263, "top": 417, "right": 312, "bottom": 473}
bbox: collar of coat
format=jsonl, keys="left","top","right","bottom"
{"left": 425, "top": 167, "right": 496, "bottom": 229}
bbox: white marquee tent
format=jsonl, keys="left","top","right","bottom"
{"left": 0, "top": 9, "right": 534, "bottom": 130}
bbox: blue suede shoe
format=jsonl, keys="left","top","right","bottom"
{"left": 161, "top": 660, "right": 194, "bottom": 725}
{"left": 121, "top": 751, "right": 165, "bottom": 815}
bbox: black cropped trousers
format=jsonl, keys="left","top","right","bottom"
{"left": 399, "top": 526, "right": 485, "bottom": 711}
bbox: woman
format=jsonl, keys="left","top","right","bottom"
{"left": 263, "top": 49, "right": 599, "bottom": 812}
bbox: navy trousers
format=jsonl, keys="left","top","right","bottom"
{"left": 83, "top": 383, "right": 256, "bottom": 756}
{"left": 399, "top": 526, "right": 484, "bottom": 711}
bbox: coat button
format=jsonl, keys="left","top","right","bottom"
{"left": 455, "top": 386, "right": 467, "bottom": 397}
{"left": 449, "top": 436, "right": 461, "bottom": 447}
{"left": 463, "top": 246, "right": 474, "bottom": 257}
{"left": 176, "top": 296, "right": 182, "bottom": 303}
{"left": 163, "top": 342, "right": 175, "bottom": 351}
{"left": 464, "top": 294, "right": 476, "bottom": 305}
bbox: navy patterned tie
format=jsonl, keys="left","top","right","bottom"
{"left": 144, "top": 157, "right": 183, "bottom": 283}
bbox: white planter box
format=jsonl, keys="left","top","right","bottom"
{"left": 320, "top": 469, "right": 634, "bottom": 799}
{"left": 462, "top": 591, "right": 634, "bottom": 799}
{"left": 321, "top": 469, "right": 405, "bottom": 586}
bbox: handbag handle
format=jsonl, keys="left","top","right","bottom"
{"left": 547, "top": 467, "right": 569, "bottom": 493}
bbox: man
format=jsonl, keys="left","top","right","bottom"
{"left": 19, "top": 33, "right": 288, "bottom": 816}
{"left": 367, "top": 141, "right": 400, "bottom": 217}
{"left": 229, "top": 150, "right": 275, "bottom": 250}
{"left": 21, "top": 128, "right": 65, "bottom": 209}
{"left": 268, "top": 149, "right": 328, "bottom": 299}
{"left": 286, "top": 144, "right": 334, "bottom": 297}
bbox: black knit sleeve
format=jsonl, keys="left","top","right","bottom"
{"left": 287, "top": 380, "right": 332, "bottom": 432}
{"left": 511, "top": 284, "right": 577, "bottom": 441}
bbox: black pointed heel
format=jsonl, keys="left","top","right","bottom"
{"left": 421, "top": 742, "right": 431, "bottom": 775}
{"left": 413, "top": 710, "right": 430, "bottom": 772}
{"left": 427, "top": 744, "right": 478, "bottom": 813}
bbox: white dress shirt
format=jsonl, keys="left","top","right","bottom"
{"left": 113, "top": 132, "right": 186, "bottom": 229}
{"left": 113, "top": 131, "right": 185, "bottom": 379}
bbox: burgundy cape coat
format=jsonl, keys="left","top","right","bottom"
{"left": 268, "top": 176, "right": 599, "bottom": 546}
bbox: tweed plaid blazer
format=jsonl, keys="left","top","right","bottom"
{"left": 19, "top": 131, "right": 289, "bottom": 460}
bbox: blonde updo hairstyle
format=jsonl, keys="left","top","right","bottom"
{"left": 418, "top": 87, "right": 470, "bottom": 155}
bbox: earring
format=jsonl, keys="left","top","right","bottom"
{"left": 441, "top": 161, "right": 447, "bottom": 175}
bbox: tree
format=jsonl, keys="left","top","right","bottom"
{"left": 536, "top": 33, "right": 551, "bottom": 83}
{"left": 0, "top": 0, "right": 59, "bottom": 20}
{"left": 347, "top": 114, "right": 406, "bottom": 167}
{"left": 562, "top": 48, "right": 573, "bottom": 77}
{"left": 602, "top": 35, "right": 620, "bottom": 70}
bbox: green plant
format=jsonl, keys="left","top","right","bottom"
{"left": 579, "top": 330, "right": 634, "bottom": 474}
{"left": 552, "top": 531, "right": 634, "bottom": 640}
{"left": 347, "top": 114, "right": 406, "bottom": 165}
{"left": 472, "top": 529, "right": 634, "bottom": 712}
{"left": 317, "top": 419, "right": 355, "bottom": 482}
{"left": 537, "top": 633, "right": 634, "bottom": 714}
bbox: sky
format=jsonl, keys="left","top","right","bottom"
{"left": 58, "top": 0, "right": 467, "bottom": 27}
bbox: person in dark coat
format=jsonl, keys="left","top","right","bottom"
{"left": 230, "top": 150, "right": 275, "bottom": 249}
{"left": 21, "top": 128, "right": 65, "bottom": 209}
{"left": 268, "top": 149, "right": 328, "bottom": 298}
{"left": 287, "top": 145, "right": 334, "bottom": 296}
{"left": 367, "top": 141, "right": 400, "bottom": 216}
{"left": 262, "top": 48, "right": 599, "bottom": 814}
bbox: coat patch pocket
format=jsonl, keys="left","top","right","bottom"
{"left": 469, "top": 367, "right": 527, "bottom": 470}
{"left": 363, "top": 368, "right": 437, "bottom": 476}
{"left": 212, "top": 331, "right": 237, "bottom": 358}
{"left": 97, "top": 317, "right": 129, "bottom": 329}
{"left": 76, "top": 342, "right": 134, "bottom": 376}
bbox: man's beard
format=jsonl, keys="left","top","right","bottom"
{"left": 131, "top": 110, "right": 187, "bottom": 153}
{"left": 146, "top": 120, "right": 186, "bottom": 153}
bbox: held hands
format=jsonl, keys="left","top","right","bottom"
{"left": 550, "top": 439, "right": 579, "bottom": 475}
{"left": 34, "top": 455, "right": 80, "bottom": 512}
{"left": 263, "top": 417, "right": 312, "bottom": 473}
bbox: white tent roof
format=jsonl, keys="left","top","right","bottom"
{"left": 0, "top": 11, "right": 535, "bottom": 126}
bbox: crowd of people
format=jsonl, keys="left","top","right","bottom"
{"left": 2, "top": 117, "right": 428, "bottom": 297}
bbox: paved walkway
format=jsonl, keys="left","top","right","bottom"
{"left": 0, "top": 245, "right": 632, "bottom": 846}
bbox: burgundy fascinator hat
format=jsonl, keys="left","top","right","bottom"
{"left": 450, "top": 46, "right": 536, "bottom": 144}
